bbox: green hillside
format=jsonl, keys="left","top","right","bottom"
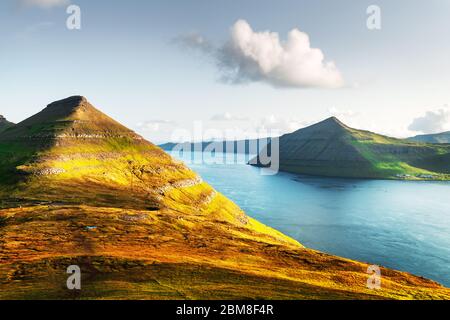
{"left": 251, "top": 117, "right": 450, "bottom": 180}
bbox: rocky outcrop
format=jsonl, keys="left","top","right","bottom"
{"left": 35, "top": 167, "right": 66, "bottom": 176}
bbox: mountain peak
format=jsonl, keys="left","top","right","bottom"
{"left": 1, "top": 96, "right": 140, "bottom": 142}
{"left": 286, "top": 116, "right": 349, "bottom": 138}
{"left": 321, "top": 116, "right": 347, "bottom": 127}
{"left": 309, "top": 116, "right": 351, "bottom": 133}
{"left": 47, "top": 95, "right": 87, "bottom": 109}
{"left": 36, "top": 95, "right": 96, "bottom": 121}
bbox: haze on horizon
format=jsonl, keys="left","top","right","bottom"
{"left": 0, "top": 0, "right": 449, "bottom": 143}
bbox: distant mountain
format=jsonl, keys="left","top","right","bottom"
{"left": 0, "top": 115, "right": 14, "bottom": 133}
{"left": 160, "top": 138, "right": 271, "bottom": 155}
{"left": 2, "top": 98, "right": 447, "bottom": 299}
{"left": 408, "top": 131, "right": 450, "bottom": 144}
{"left": 251, "top": 117, "right": 450, "bottom": 180}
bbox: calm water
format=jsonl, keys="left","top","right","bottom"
{"left": 171, "top": 151, "right": 450, "bottom": 287}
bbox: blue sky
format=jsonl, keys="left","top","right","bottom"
{"left": 1, "top": 0, "right": 449, "bottom": 142}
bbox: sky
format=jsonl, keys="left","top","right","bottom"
{"left": 1, "top": 0, "right": 449, "bottom": 143}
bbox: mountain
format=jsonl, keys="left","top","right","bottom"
{"left": 159, "top": 138, "right": 271, "bottom": 155}
{"left": 251, "top": 117, "right": 450, "bottom": 180}
{"left": 408, "top": 131, "right": 450, "bottom": 144}
{"left": 1, "top": 98, "right": 449, "bottom": 299}
{"left": 0, "top": 115, "right": 14, "bottom": 133}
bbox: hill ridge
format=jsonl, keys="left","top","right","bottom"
{"left": 252, "top": 117, "right": 450, "bottom": 180}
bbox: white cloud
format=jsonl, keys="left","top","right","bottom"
{"left": 179, "top": 20, "right": 344, "bottom": 89}
{"left": 18, "top": 0, "right": 69, "bottom": 9}
{"left": 408, "top": 107, "right": 450, "bottom": 134}
{"left": 210, "top": 112, "right": 249, "bottom": 121}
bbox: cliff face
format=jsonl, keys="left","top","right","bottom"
{"left": 0, "top": 98, "right": 449, "bottom": 300}
{"left": 252, "top": 117, "right": 450, "bottom": 180}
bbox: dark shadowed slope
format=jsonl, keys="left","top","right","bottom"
{"left": 0, "top": 115, "right": 14, "bottom": 134}
{"left": 251, "top": 117, "right": 450, "bottom": 180}
{"left": 1, "top": 98, "right": 449, "bottom": 300}
{"left": 408, "top": 131, "right": 450, "bottom": 144}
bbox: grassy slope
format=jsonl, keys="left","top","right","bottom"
{"left": 1, "top": 100, "right": 449, "bottom": 299}
{"left": 256, "top": 118, "right": 450, "bottom": 180}
{"left": 2, "top": 204, "right": 450, "bottom": 300}
{"left": 346, "top": 128, "right": 450, "bottom": 179}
